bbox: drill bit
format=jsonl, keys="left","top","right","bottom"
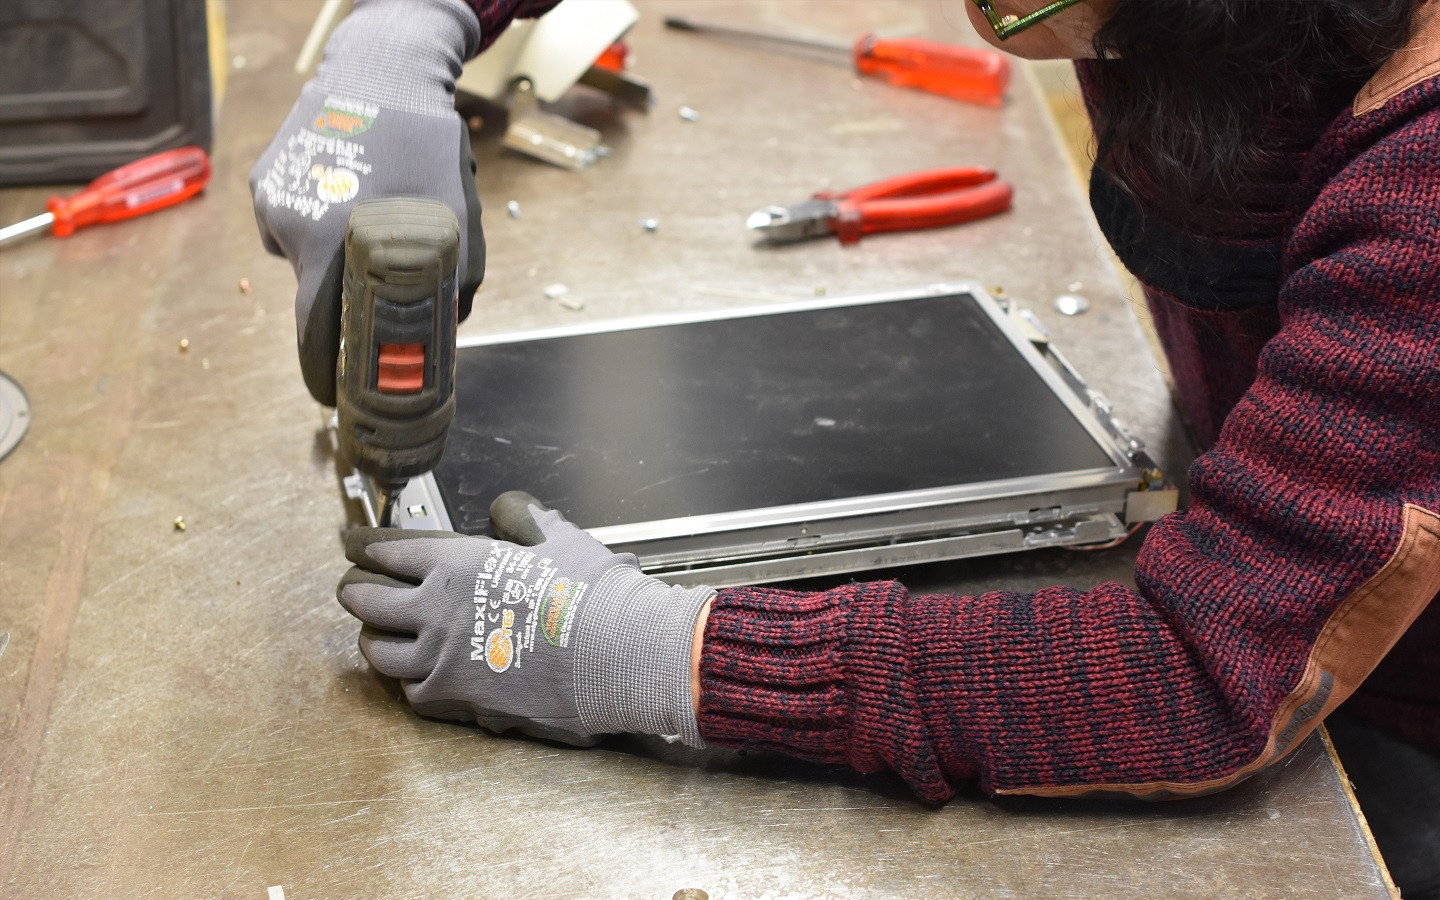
{"left": 376, "top": 483, "right": 404, "bottom": 527}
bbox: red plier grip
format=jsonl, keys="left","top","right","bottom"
{"left": 818, "top": 167, "right": 1012, "bottom": 244}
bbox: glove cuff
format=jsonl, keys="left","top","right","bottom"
{"left": 311, "top": 0, "right": 481, "bottom": 118}
{"left": 573, "top": 568, "right": 714, "bottom": 749}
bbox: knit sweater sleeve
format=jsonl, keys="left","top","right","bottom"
{"left": 697, "top": 90, "right": 1440, "bottom": 804}
{"left": 461, "top": 0, "right": 563, "bottom": 54}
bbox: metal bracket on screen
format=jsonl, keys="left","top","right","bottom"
{"left": 1003, "top": 298, "right": 1178, "bottom": 525}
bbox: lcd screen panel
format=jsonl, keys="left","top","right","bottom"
{"left": 435, "top": 292, "right": 1114, "bottom": 535}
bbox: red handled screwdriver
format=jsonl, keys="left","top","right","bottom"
{"left": 0, "top": 146, "right": 212, "bottom": 247}
{"left": 664, "top": 16, "right": 1009, "bottom": 107}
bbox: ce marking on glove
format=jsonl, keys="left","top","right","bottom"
{"left": 480, "top": 608, "right": 516, "bottom": 673}
{"left": 471, "top": 544, "right": 569, "bottom": 673}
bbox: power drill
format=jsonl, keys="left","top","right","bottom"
{"left": 336, "top": 197, "right": 459, "bottom": 526}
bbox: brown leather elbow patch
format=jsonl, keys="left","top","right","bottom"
{"left": 999, "top": 503, "right": 1440, "bottom": 801}
{"left": 1354, "top": 1, "right": 1440, "bottom": 116}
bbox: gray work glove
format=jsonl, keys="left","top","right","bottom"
{"left": 337, "top": 492, "right": 715, "bottom": 748}
{"left": 249, "top": 0, "right": 486, "bottom": 406}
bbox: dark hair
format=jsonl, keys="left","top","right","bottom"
{"left": 1084, "top": 0, "right": 1416, "bottom": 231}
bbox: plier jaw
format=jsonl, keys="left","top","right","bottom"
{"left": 746, "top": 199, "right": 838, "bottom": 242}
{"left": 748, "top": 166, "right": 1012, "bottom": 245}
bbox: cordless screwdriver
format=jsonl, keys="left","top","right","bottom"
{"left": 336, "top": 197, "right": 460, "bottom": 526}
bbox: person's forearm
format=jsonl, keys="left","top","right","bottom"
{"left": 687, "top": 110, "right": 1440, "bottom": 798}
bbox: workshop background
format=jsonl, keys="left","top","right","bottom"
{"left": 0, "top": 0, "right": 1399, "bottom": 896}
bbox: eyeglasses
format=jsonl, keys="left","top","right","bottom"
{"left": 970, "top": 0, "right": 1086, "bottom": 40}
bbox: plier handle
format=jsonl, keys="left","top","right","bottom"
{"left": 748, "top": 166, "right": 1012, "bottom": 244}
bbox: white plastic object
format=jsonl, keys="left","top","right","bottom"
{"left": 455, "top": 0, "right": 638, "bottom": 102}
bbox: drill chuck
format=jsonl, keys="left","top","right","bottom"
{"left": 336, "top": 197, "right": 460, "bottom": 525}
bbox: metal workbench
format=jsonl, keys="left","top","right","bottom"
{"left": 0, "top": 1, "right": 1392, "bottom": 895}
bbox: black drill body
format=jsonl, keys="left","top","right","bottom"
{"left": 336, "top": 197, "right": 459, "bottom": 525}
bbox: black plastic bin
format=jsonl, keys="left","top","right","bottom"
{"left": 0, "top": 0, "right": 213, "bottom": 186}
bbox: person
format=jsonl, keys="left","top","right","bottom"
{"left": 251, "top": 0, "right": 1440, "bottom": 893}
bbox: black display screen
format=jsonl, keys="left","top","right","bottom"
{"left": 435, "top": 293, "right": 1113, "bottom": 534}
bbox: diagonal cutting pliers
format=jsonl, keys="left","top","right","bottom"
{"left": 747, "top": 166, "right": 1012, "bottom": 244}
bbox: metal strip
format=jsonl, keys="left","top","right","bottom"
{"left": 652, "top": 513, "right": 1125, "bottom": 588}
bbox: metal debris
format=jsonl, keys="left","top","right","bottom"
{"left": 238, "top": 277, "right": 251, "bottom": 294}
{"left": 1053, "top": 293, "right": 1091, "bottom": 316}
{"left": 678, "top": 105, "right": 700, "bottom": 122}
{"left": 543, "top": 283, "right": 569, "bottom": 300}
{"left": 507, "top": 200, "right": 521, "bottom": 219}
{"left": 178, "top": 338, "right": 190, "bottom": 352}
{"left": 640, "top": 218, "right": 659, "bottom": 232}
{"left": 558, "top": 295, "right": 585, "bottom": 311}
{"left": 173, "top": 516, "right": 187, "bottom": 532}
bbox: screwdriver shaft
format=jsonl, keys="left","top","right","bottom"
{"left": 0, "top": 212, "right": 54, "bottom": 246}
{"left": 663, "top": 16, "right": 851, "bottom": 56}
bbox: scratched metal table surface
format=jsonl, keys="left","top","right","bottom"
{"left": 0, "top": 1, "right": 1390, "bottom": 897}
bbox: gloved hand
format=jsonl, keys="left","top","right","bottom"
{"left": 249, "top": 0, "right": 486, "bottom": 406}
{"left": 337, "top": 492, "right": 715, "bottom": 748}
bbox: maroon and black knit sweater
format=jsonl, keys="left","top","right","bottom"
{"left": 696, "top": 44, "right": 1440, "bottom": 801}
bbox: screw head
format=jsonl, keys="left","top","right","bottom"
{"left": 1053, "top": 294, "right": 1091, "bottom": 316}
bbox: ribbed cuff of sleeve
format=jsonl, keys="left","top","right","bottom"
{"left": 573, "top": 568, "right": 714, "bottom": 749}
{"left": 698, "top": 581, "right": 955, "bottom": 804}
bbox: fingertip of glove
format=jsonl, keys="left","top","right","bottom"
{"left": 489, "top": 491, "right": 549, "bottom": 545}
{"left": 335, "top": 575, "right": 364, "bottom": 615}
{"left": 458, "top": 281, "right": 478, "bottom": 322}
{"left": 337, "top": 550, "right": 402, "bottom": 611}
{"left": 336, "top": 565, "right": 398, "bottom": 599}
{"left": 343, "top": 526, "right": 471, "bottom": 571}
{"left": 343, "top": 526, "right": 404, "bottom": 564}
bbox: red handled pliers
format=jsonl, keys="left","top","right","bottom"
{"left": 747, "top": 166, "right": 1012, "bottom": 244}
